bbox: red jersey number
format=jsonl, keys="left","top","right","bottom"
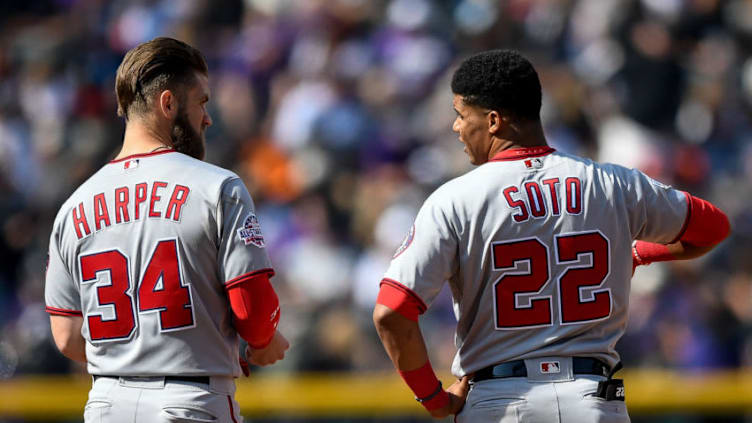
{"left": 79, "top": 239, "right": 193, "bottom": 341}
{"left": 492, "top": 231, "right": 611, "bottom": 329}
{"left": 80, "top": 250, "right": 136, "bottom": 341}
{"left": 492, "top": 239, "right": 552, "bottom": 328}
{"left": 556, "top": 232, "right": 611, "bottom": 324}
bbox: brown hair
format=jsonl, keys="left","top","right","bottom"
{"left": 115, "top": 37, "right": 208, "bottom": 119}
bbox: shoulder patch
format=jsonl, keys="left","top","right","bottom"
{"left": 393, "top": 224, "right": 415, "bottom": 258}
{"left": 237, "top": 213, "right": 265, "bottom": 248}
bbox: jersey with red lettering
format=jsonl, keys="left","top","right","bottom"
{"left": 45, "top": 150, "right": 272, "bottom": 377}
{"left": 382, "top": 146, "right": 687, "bottom": 377}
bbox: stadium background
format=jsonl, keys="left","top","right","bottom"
{"left": 0, "top": 0, "right": 751, "bottom": 421}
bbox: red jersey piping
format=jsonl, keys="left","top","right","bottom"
{"left": 489, "top": 146, "right": 556, "bottom": 162}
{"left": 45, "top": 306, "right": 83, "bottom": 316}
{"left": 109, "top": 150, "right": 176, "bottom": 164}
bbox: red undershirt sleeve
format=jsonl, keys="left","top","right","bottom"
{"left": 376, "top": 279, "right": 427, "bottom": 322}
{"left": 226, "top": 271, "right": 280, "bottom": 349}
{"left": 633, "top": 193, "right": 730, "bottom": 265}
{"left": 678, "top": 193, "right": 730, "bottom": 247}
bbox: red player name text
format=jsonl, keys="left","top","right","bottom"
{"left": 502, "top": 177, "right": 582, "bottom": 222}
{"left": 71, "top": 182, "right": 190, "bottom": 240}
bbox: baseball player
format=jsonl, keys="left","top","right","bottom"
{"left": 44, "top": 37, "right": 289, "bottom": 422}
{"left": 373, "top": 50, "right": 730, "bottom": 422}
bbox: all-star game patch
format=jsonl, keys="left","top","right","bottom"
{"left": 237, "top": 213, "right": 265, "bottom": 248}
{"left": 393, "top": 224, "right": 415, "bottom": 258}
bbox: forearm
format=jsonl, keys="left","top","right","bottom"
{"left": 49, "top": 315, "right": 87, "bottom": 363}
{"left": 61, "top": 338, "right": 87, "bottom": 363}
{"left": 373, "top": 303, "right": 450, "bottom": 413}
{"left": 373, "top": 304, "right": 429, "bottom": 371}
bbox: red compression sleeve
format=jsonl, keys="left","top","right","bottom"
{"left": 633, "top": 194, "right": 730, "bottom": 265}
{"left": 376, "top": 279, "right": 427, "bottom": 322}
{"left": 226, "top": 271, "right": 280, "bottom": 349}
{"left": 399, "top": 361, "right": 450, "bottom": 411}
{"left": 680, "top": 194, "right": 730, "bottom": 247}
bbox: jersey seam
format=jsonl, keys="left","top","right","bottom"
{"left": 215, "top": 176, "right": 242, "bottom": 261}
{"left": 669, "top": 191, "right": 692, "bottom": 244}
{"left": 215, "top": 176, "right": 242, "bottom": 244}
{"left": 48, "top": 227, "right": 77, "bottom": 294}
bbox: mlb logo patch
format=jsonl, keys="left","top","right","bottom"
{"left": 524, "top": 158, "right": 543, "bottom": 169}
{"left": 540, "top": 361, "right": 560, "bottom": 374}
{"left": 124, "top": 159, "right": 140, "bottom": 170}
{"left": 237, "top": 213, "right": 265, "bottom": 248}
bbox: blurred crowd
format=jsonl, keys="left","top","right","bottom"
{"left": 0, "top": 0, "right": 751, "bottom": 382}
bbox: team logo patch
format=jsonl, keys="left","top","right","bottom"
{"left": 237, "top": 213, "right": 265, "bottom": 248}
{"left": 540, "top": 361, "right": 560, "bottom": 374}
{"left": 524, "top": 158, "right": 544, "bottom": 169}
{"left": 393, "top": 224, "right": 415, "bottom": 258}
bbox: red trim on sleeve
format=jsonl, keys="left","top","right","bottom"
{"left": 225, "top": 268, "right": 275, "bottom": 289}
{"left": 45, "top": 306, "right": 83, "bottom": 317}
{"left": 489, "top": 146, "right": 555, "bottom": 162}
{"left": 679, "top": 194, "right": 730, "bottom": 247}
{"left": 379, "top": 279, "right": 427, "bottom": 314}
{"left": 108, "top": 150, "right": 175, "bottom": 164}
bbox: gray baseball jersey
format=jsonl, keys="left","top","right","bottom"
{"left": 384, "top": 147, "right": 687, "bottom": 377}
{"left": 45, "top": 150, "right": 272, "bottom": 377}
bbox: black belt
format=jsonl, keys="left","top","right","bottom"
{"left": 94, "top": 375, "right": 211, "bottom": 385}
{"left": 473, "top": 358, "right": 609, "bottom": 382}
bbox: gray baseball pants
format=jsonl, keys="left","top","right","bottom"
{"left": 83, "top": 375, "right": 243, "bottom": 422}
{"left": 456, "top": 358, "right": 629, "bottom": 423}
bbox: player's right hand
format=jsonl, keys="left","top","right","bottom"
{"left": 246, "top": 331, "right": 289, "bottom": 366}
{"left": 428, "top": 376, "right": 470, "bottom": 419}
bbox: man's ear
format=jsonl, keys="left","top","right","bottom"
{"left": 158, "top": 90, "right": 178, "bottom": 120}
{"left": 487, "top": 110, "right": 503, "bottom": 134}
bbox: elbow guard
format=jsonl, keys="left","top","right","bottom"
{"left": 226, "top": 272, "right": 280, "bottom": 349}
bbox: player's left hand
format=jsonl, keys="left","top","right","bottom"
{"left": 246, "top": 331, "right": 289, "bottom": 366}
{"left": 428, "top": 376, "right": 471, "bottom": 419}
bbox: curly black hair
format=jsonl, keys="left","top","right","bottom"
{"left": 451, "top": 50, "right": 542, "bottom": 121}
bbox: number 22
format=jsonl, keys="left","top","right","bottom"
{"left": 491, "top": 231, "right": 611, "bottom": 329}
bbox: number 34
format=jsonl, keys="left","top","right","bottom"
{"left": 492, "top": 231, "right": 611, "bottom": 329}
{"left": 79, "top": 239, "right": 194, "bottom": 342}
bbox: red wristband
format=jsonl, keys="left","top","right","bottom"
{"left": 398, "top": 361, "right": 450, "bottom": 411}
{"left": 633, "top": 241, "right": 674, "bottom": 265}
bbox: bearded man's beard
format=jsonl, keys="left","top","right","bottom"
{"left": 171, "top": 109, "right": 205, "bottom": 160}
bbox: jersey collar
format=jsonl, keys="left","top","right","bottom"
{"left": 489, "top": 146, "right": 555, "bottom": 162}
{"left": 109, "top": 149, "right": 176, "bottom": 164}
